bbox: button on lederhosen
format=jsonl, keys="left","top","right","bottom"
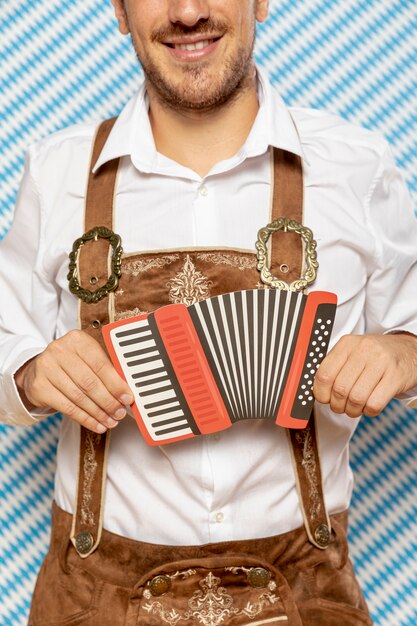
{"left": 74, "top": 531, "right": 94, "bottom": 556}
{"left": 149, "top": 574, "right": 172, "bottom": 596}
{"left": 247, "top": 567, "right": 272, "bottom": 588}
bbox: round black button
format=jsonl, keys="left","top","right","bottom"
{"left": 247, "top": 567, "right": 271, "bottom": 588}
{"left": 314, "top": 524, "right": 331, "bottom": 548}
{"left": 74, "top": 531, "right": 94, "bottom": 555}
{"left": 149, "top": 575, "right": 171, "bottom": 596}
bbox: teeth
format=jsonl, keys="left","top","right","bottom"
{"left": 174, "top": 39, "right": 213, "bottom": 51}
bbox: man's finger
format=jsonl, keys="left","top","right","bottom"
{"left": 47, "top": 366, "right": 121, "bottom": 429}
{"left": 59, "top": 354, "right": 128, "bottom": 421}
{"left": 72, "top": 334, "right": 133, "bottom": 404}
{"left": 344, "top": 367, "right": 385, "bottom": 418}
{"left": 313, "top": 336, "right": 352, "bottom": 404}
{"left": 362, "top": 374, "right": 399, "bottom": 417}
{"left": 31, "top": 380, "right": 109, "bottom": 434}
{"left": 328, "top": 360, "right": 366, "bottom": 415}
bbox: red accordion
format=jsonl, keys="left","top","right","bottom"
{"left": 103, "top": 288, "right": 337, "bottom": 446}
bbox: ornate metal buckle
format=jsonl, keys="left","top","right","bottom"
{"left": 67, "top": 226, "right": 123, "bottom": 304}
{"left": 256, "top": 217, "right": 318, "bottom": 292}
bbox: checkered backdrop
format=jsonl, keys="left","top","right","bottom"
{"left": 0, "top": 1, "right": 416, "bottom": 624}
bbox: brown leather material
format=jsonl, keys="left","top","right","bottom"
{"left": 288, "top": 413, "right": 332, "bottom": 550}
{"left": 270, "top": 148, "right": 304, "bottom": 284}
{"left": 115, "top": 248, "right": 260, "bottom": 318}
{"left": 79, "top": 116, "right": 119, "bottom": 351}
{"left": 71, "top": 118, "right": 326, "bottom": 560}
{"left": 71, "top": 118, "right": 118, "bottom": 558}
{"left": 28, "top": 503, "right": 372, "bottom": 626}
{"left": 70, "top": 428, "right": 110, "bottom": 559}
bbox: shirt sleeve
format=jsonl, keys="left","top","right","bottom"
{"left": 0, "top": 146, "right": 59, "bottom": 426}
{"left": 364, "top": 142, "right": 417, "bottom": 406}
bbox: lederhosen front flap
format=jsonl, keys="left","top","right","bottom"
{"left": 70, "top": 118, "right": 331, "bottom": 558}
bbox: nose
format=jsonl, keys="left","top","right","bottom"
{"left": 168, "top": 0, "right": 210, "bottom": 28}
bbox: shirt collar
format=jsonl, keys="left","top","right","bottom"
{"left": 92, "top": 65, "right": 306, "bottom": 175}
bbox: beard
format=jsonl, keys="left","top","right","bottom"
{"left": 130, "top": 19, "right": 256, "bottom": 112}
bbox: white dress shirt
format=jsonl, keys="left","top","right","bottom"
{"left": 1, "top": 69, "right": 416, "bottom": 545}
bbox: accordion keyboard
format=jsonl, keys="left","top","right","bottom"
{"left": 112, "top": 319, "right": 196, "bottom": 442}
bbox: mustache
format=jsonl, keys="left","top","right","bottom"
{"left": 151, "top": 19, "right": 231, "bottom": 42}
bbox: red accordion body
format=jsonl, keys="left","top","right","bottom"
{"left": 103, "top": 288, "right": 337, "bottom": 446}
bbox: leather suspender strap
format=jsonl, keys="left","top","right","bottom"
{"left": 79, "top": 116, "right": 120, "bottom": 350}
{"left": 70, "top": 118, "right": 120, "bottom": 559}
{"left": 270, "top": 147, "right": 331, "bottom": 550}
{"left": 288, "top": 415, "right": 332, "bottom": 549}
{"left": 269, "top": 148, "right": 303, "bottom": 284}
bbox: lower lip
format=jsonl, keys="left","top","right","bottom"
{"left": 165, "top": 38, "right": 221, "bottom": 61}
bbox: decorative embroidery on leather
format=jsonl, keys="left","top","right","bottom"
{"left": 295, "top": 428, "right": 321, "bottom": 521}
{"left": 142, "top": 603, "right": 183, "bottom": 626}
{"left": 167, "top": 255, "right": 213, "bottom": 306}
{"left": 185, "top": 572, "right": 238, "bottom": 624}
{"left": 80, "top": 431, "right": 100, "bottom": 526}
{"left": 240, "top": 592, "right": 280, "bottom": 619}
{"left": 123, "top": 254, "right": 179, "bottom": 277}
{"left": 142, "top": 571, "right": 282, "bottom": 626}
{"left": 225, "top": 566, "right": 251, "bottom": 574}
{"left": 114, "top": 307, "right": 148, "bottom": 321}
{"left": 171, "top": 569, "right": 198, "bottom": 580}
{"left": 196, "top": 252, "right": 257, "bottom": 271}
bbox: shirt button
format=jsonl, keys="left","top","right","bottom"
{"left": 199, "top": 184, "right": 208, "bottom": 196}
{"left": 215, "top": 512, "right": 224, "bottom": 523}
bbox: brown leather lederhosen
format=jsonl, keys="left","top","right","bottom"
{"left": 29, "top": 120, "right": 372, "bottom": 626}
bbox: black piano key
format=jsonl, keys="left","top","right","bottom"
{"left": 144, "top": 397, "right": 180, "bottom": 410}
{"left": 115, "top": 325, "right": 150, "bottom": 338}
{"left": 137, "top": 383, "right": 174, "bottom": 397}
{"left": 124, "top": 347, "right": 159, "bottom": 358}
{"left": 127, "top": 354, "right": 161, "bottom": 367}
{"left": 155, "top": 422, "right": 191, "bottom": 436}
{"left": 147, "top": 404, "right": 182, "bottom": 418}
{"left": 119, "top": 334, "right": 152, "bottom": 347}
{"left": 132, "top": 366, "right": 166, "bottom": 380}
{"left": 135, "top": 375, "right": 170, "bottom": 389}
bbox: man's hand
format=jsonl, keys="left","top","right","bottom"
{"left": 313, "top": 333, "right": 417, "bottom": 417}
{"left": 15, "top": 330, "right": 134, "bottom": 433}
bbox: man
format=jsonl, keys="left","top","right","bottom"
{"left": 1, "top": 0, "right": 416, "bottom": 624}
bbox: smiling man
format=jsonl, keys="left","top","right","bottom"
{"left": 1, "top": 1, "right": 417, "bottom": 625}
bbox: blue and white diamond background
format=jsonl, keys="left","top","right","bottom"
{"left": 0, "top": 1, "right": 416, "bottom": 624}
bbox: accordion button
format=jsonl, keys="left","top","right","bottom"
{"left": 314, "top": 524, "right": 331, "bottom": 548}
{"left": 247, "top": 567, "right": 271, "bottom": 588}
{"left": 74, "top": 531, "right": 94, "bottom": 556}
{"left": 149, "top": 575, "right": 171, "bottom": 596}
